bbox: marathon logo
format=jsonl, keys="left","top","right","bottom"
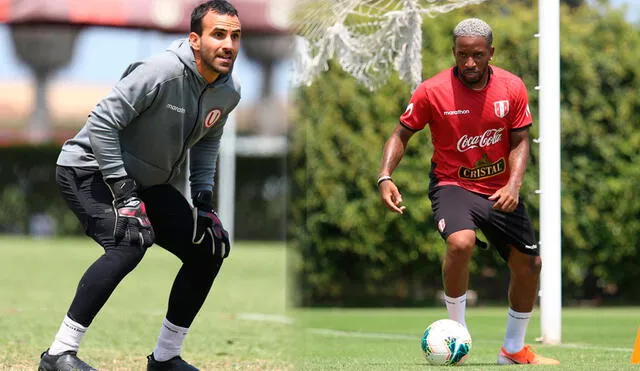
{"left": 443, "top": 109, "right": 470, "bottom": 116}
{"left": 458, "top": 158, "right": 506, "bottom": 180}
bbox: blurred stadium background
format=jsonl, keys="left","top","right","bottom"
{"left": 0, "top": 0, "right": 293, "bottom": 241}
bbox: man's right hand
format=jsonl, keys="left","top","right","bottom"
{"left": 378, "top": 177, "right": 406, "bottom": 214}
{"left": 107, "top": 177, "right": 155, "bottom": 248}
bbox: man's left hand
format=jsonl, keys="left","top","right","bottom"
{"left": 488, "top": 184, "right": 519, "bottom": 213}
{"left": 191, "top": 191, "right": 231, "bottom": 259}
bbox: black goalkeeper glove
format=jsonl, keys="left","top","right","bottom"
{"left": 191, "top": 191, "right": 230, "bottom": 259}
{"left": 107, "top": 177, "right": 155, "bottom": 248}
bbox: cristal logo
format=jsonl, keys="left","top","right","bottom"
{"left": 456, "top": 128, "right": 504, "bottom": 152}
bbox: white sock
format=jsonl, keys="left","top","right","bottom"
{"left": 502, "top": 308, "right": 532, "bottom": 354}
{"left": 48, "top": 315, "right": 88, "bottom": 355}
{"left": 444, "top": 292, "right": 467, "bottom": 328}
{"left": 152, "top": 318, "right": 189, "bottom": 362}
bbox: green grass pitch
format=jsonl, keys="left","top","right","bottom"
{"left": 0, "top": 236, "right": 638, "bottom": 370}
{"left": 0, "top": 237, "right": 292, "bottom": 370}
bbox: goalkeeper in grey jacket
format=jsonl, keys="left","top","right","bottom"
{"left": 39, "top": 2, "right": 241, "bottom": 370}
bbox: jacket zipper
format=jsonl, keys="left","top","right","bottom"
{"left": 166, "top": 85, "right": 209, "bottom": 183}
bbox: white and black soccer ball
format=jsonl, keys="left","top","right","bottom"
{"left": 420, "top": 319, "right": 472, "bottom": 366}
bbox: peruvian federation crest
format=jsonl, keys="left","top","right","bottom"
{"left": 493, "top": 100, "right": 509, "bottom": 118}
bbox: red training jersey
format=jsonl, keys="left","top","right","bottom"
{"left": 399, "top": 66, "right": 532, "bottom": 195}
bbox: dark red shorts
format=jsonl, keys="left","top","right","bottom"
{"left": 429, "top": 185, "right": 538, "bottom": 261}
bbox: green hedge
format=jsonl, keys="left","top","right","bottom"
{"left": 289, "top": 0, "right": 640, "bottom": 306}
{"left": 0, "top": 144, "right": 81, "bottom": 235}
{"left": 0, "top": 145, "right": 287, "bottom": 240}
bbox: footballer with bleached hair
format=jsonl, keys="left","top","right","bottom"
{"left": 377, "top": 18, "right": 560, "bottom": 365}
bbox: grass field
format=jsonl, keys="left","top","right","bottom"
{"left": 1, "top": 237, "right": 639, "bottom": 370}
{"left": 0, "top": 236, "right": 292, "bottom": 370}
{"left": 294, "top": 307, "right": 638, "bottom": 370}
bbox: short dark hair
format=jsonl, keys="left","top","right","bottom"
{"left": 190, "top": 0, "right": 239, "bottom": 35}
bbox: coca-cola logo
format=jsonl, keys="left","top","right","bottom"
{"left": 456, "top": 128, "right": 504, "bottom": 152}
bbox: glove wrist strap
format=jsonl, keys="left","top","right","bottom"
{"left": 107, "top": 177, "right": 138, "bottom": 201}
{"left": 193, "top": 191, "right": 214, "bottom": 210}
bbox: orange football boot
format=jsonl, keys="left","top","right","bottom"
{"left": 497, "top": 345, "right": 560, "bottom": 365}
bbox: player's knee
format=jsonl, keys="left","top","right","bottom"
{"left": 207, "top": 254, "right": 224, "bottom": 274}
{"left": 186, "top": 253, "right": 223, "bottom": 279}
{"left": 530, "top": 255, "right": 542, "bottom": 276}
{"left": 512, "top": 255, "right": 541, "bottom": 278}
{"left": 106, "top": 244, "right": 146, "bottom": 273}
{"left": 206, "top": 258, "right": 223, "bottom": 278}
{"left": 446, "top": 234, "right": 476, "bottom": 259}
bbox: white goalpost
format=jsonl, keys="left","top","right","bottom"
{"left": 537, "top": 0, "right": 562, "bottom": 345}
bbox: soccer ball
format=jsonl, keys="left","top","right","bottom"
{"left": 420, "top": 319, "right": 472, "bottom": 366}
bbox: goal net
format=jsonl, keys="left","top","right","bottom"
{"left": 291, "top": 0, "right": 488, "bottom": 90}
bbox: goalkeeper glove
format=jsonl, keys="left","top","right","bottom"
{"left": 107, "top": 177, "right": 155, "bottom": 248}
{"left": 191, "top": 191, "right": 230, "bottom": 259}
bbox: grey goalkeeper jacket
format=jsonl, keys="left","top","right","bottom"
{"left": 57, "top": 38, "right": 241, "bottom": 196}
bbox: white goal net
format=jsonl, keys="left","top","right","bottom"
{"left": 291, "top": 0, "right": 488, "bottom": 90}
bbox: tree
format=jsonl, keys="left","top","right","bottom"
{"left": 289, "top": 0, "right": 640, "bottom": 306}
